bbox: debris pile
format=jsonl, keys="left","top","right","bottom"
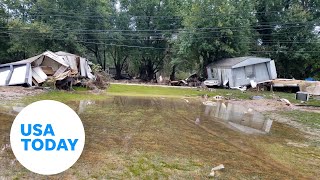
{"left": 81, "top": 72, "right": 110, "bottom": 90}
{"left": 0, "top": 51, "right": 95, "bottom": 89}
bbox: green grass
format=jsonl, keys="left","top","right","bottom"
{"left": 21, "top": 90, "right": 110, "bottom": 104}
{"left": 15, "top": 84, "right": 320, "bottom": 106}
{"left": 108, "top": 84, "right": 295, "bottom": 99}
{"left": 281, "top": 110, "right": 320, "bottom": 129}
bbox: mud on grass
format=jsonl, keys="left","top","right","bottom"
{"left": 2, "top": 97, "right": 320, "bottom": 179}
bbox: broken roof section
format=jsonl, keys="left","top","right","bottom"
{"left": 0, "top": 51, "right": 95, "bottom": 86}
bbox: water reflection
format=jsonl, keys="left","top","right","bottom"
{"left": 202, "top": 101, "right": 273, "bottom": 134}
{"left": 0, "top": 96, "right": 302, "bottom": 179}
{"left": 0, "top": 97, "right": 272, "bottom": 135}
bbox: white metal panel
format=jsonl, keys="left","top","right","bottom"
{"left": 232, "top": 67, "right": 247, "bottom": 87}
{"left": 206, "top": 67, "right": 212, "bottom": 80}
{"left": 65, "top": 56, "right": 78, "bottom": 72}
{"left": 87, "top": 71, "right": 95, "bottom": 80}
{"left": 80, "top": 58, "right": 87, "bottom": 76}
{"left": 8, "top": 65, "right": 28, "bottom": 85}
{"left": 32, "top": 67, "right": 48, "bottom": 83}
{"left": 221, "top": 69, "right": 231, "bottom": 86}
{"left": 43, "top": 51, "right": 69, "bottom": 67}
{"left": 254, "top": 63, "right": 270, "bottom": 82}
{"left": 32, "top": 55, "right": 44, "bottom": 66}
{"left": 268, "top": 60, "right": 277, "bottom": 79}
{"left": 85, "top": 61, "right": 95, "bottom": 79}
{"left": 26, "top": 64, "right": 32, "bottom": 86}
{"left": 0, "top": 66, "right": 11, "bottom": 86}
{"left": 41, "top": 57, "right": 61, "bottom": 72}
{"left": 232, "top": 57, "right": 271, "bottom": 68}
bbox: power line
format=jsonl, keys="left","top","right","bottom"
{"left": 1, "top": 24, "right": 316, "bottom": 38}
{"left": 0, "top": 18, "right": 317, "bottom": 32}
{"left": 0, "top": 36, "right": 320, "bottom": 49}
{"left": 3, "top": 9, "right": 315, "bottom": 19}
{"left": 1, "top": 33, "right": 319, "bottom": 44}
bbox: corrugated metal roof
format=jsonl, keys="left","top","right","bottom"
{"left": 208, "top": 56, "right": 270, "bottom": 68}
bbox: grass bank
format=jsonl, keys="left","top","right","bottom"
{"left": 108, "top": 84, "right": 298, "bottom": 100}
{"left": 20, "top": 84, "right": 319, "bottom": 106}
{"left": 22, "top": 90, "right": 110, "bottom": 104}
{"left": 281, "top": 110, "right": 320, "bottom": 129}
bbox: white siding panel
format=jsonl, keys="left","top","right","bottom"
{"left": 268, "top": 60, "right": 277, "bottom": 79}
{"left": 232, "top": 67, "right": 247, "bottom": 87}
{"left": 254, "top": 63, "right": 270, "bottom": 82}
{"left": 0, "top": 67, "right": 11, "bottom": 86}
{"left": 8, "top": 65, "right": 28, "bottom": 85}
{"left": 232, "top": 58, "right": 271, "bottom": 68}
{"left": 80, "top": 58, "right": 87, "bottom": 77}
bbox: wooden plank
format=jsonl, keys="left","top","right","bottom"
{"left": 32, "top": 78, "right": 39, "bottom": 86}
{"left": 40, "top": 66, "right": 55, "bottom": 75}
{"left": 33, "top": 67, "right": 48, "bottom": 81}
{"left": 53, "top": 65, "right": 68, "bottom": 77}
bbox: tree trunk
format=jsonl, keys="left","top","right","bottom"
{"left": 170, "top": 64, "right": 176, "bottom": 81}
{"left": 103, "top": 48, "right": 106, "bottom": 71}
{"left": 115, "top": 64, "right": 122, "bottom": 80}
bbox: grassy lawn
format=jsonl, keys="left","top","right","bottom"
{"left": 21, "top": 90, "right": 110, "bottom": 104}
{"left": 108, "top": 84, "right": 295, "bottom": 99}
{"left": 281, "top": 110, "right": 320, "bottom": 129}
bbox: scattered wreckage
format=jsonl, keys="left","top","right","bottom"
{"left": 0, "top": 51, "right": 98, "bottom": 90}
{"left": 169, "top": 73, "right": 203, "bottom": 87}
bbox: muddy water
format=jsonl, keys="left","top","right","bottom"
{"left": 1, "top": 96, "right": 319, "bottom": 179}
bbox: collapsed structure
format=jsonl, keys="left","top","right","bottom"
{"left": 0, "top": 51, "right": 95, "bottom": 87}
{"left": 204, "top": 57, "right": 277, "bottom": 88}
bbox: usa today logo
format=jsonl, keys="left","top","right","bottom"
{"left": 10, "top": 100, "right": 85, "bottom": 175}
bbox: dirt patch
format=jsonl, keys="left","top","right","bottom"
{"left": 230, "top": 99, "right": 293, "bottom": 112}
{"left": 229, "top": 99, "right": 320, "bottom": 141}
{"left": 0, "top": 87, "right": 44, "bottom": 103}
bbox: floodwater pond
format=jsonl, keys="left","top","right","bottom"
{"left": 1, "top": 96, "right": 320, "bottom": 179}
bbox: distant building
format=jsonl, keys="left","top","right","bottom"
{"left": 204, "top": 57, "right": 277, "bottom": 88}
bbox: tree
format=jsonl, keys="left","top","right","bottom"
{"left": 121, "top": 0, "right": 181, "bottom": 81}
{"left": 176, "top": 0, "right": 256, "bottom": 77}
{"left": 0, "top": 1, "right": 10, "bottom": 63}
{"left": 255, "top": 0, "right": 320, "bottom": 79}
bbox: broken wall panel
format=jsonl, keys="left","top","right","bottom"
{"left": 79, "top": 58, "right": 87, "bottom": 77}
{"left": 32, "top": 67, "right": 48, "bottom": 83}
{"left": 53, "top": 65, "right": 68, "bottom": 77}
{"left": 43, "top": 51, "right": 69, "bottom": 67}
{"left": 4, "top": 64, "right": 32, "bottom": 86}
{"left": 0, "top": 50, "right": 95, "bottom": 87}
{"left": 64, "top": 56, "right": 78, "bottom": 73}
{"left": 41, "top": 56, "right": 63, "bottom": 72}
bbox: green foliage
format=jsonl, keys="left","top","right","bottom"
{"left": 0, "top": 0, "right": 319, "bottom": 80}
{"left": 91, "top": 63, "right": 103, "bottom": 73}
{"left": 255, "top": 0, "right": 320, "bottom": 79}
{"left": 175, "top": 0, "right": 256, "bottom": 77}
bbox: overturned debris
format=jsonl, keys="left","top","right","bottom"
{"left": 209, "top": 164, "right": 225, "bottom": 177}
{"left": 0, "top": 51, "right": 95, "bottom": 88}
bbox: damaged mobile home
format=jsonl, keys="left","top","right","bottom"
{"left": 204, "top": 57, "right": 277, "bottom": 88}
{"left": 0, "top": 51, "right": 95, "bottom": 87}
